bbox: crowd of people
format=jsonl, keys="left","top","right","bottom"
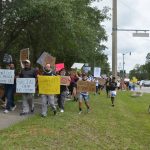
{"left": 1, "top": 59, "right": 136, "bottom": 117}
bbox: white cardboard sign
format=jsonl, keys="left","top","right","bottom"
{"left": 0, "top": 69, "right": 14, "bottom": 84}
{"left": 16, "top": 78, "right": 35, "bottom": 93}
{"left": 94, "top": 67, "right": 101, "bottom": 77}
{"left": 71, "top": 63, "right": 84, "bottom": 69}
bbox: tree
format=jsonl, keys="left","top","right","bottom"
{"left": 0, "top": 0, "right": 110, "bottom": 73}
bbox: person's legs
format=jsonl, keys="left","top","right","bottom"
{"left": 111, "top": 97, "right": 115, "bottom": 106}
{"left": 41, "top": 95, "right": 48, "bottom": 116}
{"left": 48, "top": 95, "right": 57, "bottom": 115}
{"left": 21, "top": 94, "right": 30, "bottom": 114}
{"left": 57, "top": 94, "right": 61, "bottom": 109}
{"left": 79, "top": 94, "right": 83, "bottom": 114}
{"left": 60, "top": 92, "right": 66, "bottom": 111}
{"left": 5, "top": 87, "right": 11, "bottom": 111}
{"left": 28, "top": 94, "right": 34, "bottom": 112}
{"left": 83, "top": 95, "right": 90, "bottom": 112}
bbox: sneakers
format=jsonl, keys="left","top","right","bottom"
{"left": 60, "top": 109, "right": 64, "bottom": 113}
{"left": 31, "top": 107, "right": 34, "bottom": 113}
{"left": 3, "top": 109, "right": 9, "bottom": 113}
{"left": 78, "top": 111, "right": 82, "bottom": 115}
{"left": 87, "top": 108, "right": 90, "bottom": 113}
{"left": 112, "top": 104, "right": 115, "bottom": 107}
{"left": 20, "top": 112, "right": 28, "bottom": 116}
{"left": 41, "top": 114, "right": 47, "bottom": 118}
{"left": 11, "top": 105, "right": 16, "bottom": 111}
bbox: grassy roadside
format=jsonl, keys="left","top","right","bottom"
{"left": 0, "top": 91, "right": 150, "bottom": 150}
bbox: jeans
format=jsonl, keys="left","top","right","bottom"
{"left": 57, "top": 91, "right": 66, "bottom": 110}
{"left": 5, "top": 84, "right": 15, "bottom": 110}
{"left": 41, "top": 94, "right": 56, "bottom": 116}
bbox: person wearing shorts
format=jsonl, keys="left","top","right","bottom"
{"left": 109, "top": 77, "right": 117, "bottom": 107}
{"left": 78, "top": 74, "right": 90, "bottom": 114}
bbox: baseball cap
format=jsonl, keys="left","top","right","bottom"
{"left": 24, "top": 59, "right": 31, "bottom": 64}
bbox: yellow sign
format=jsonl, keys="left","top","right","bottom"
{"left": 38, "top": 76, "right": 60, "bottom": 94}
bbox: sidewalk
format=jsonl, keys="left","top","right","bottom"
{"left": 0, "top": 97, "right": 72, "bottom": 130}
{"left": 0, "top": 98, "right": 41, "bottom": 130}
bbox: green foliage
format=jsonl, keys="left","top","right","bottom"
{"left": 0, "top": 0, "right": 110, "bottom": 73}
{"left": 129, "top": 54, "right": 150, "bottom": 80}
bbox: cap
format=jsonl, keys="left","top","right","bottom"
{"left": 24, "top": 59, "right": 30, "bottom": 64}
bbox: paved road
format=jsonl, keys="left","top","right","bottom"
{"left": 136, "top": 87, "right": 150, "bottom": 93}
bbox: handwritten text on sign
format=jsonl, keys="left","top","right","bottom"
{"left": 60, "top": 76, "right": 71, "bottom": 86}
{"left": 16, "top": 78, "right": 35, "bottom": 93}
{"left": 0, "top": 69, "right": 14, "bottom": 84}
{"left": 77, "top": 80, "right": 96, "bottom": 93}
{"left": 38, "top": 76, "right": 60, "bottom": 94}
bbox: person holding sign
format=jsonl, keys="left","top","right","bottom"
{"left": 19, "top": 60, "right": 36, "bottom": 116}
{"left": 78, "top": 74, "right": 90, "bottom": 114}
{"left": 40, "top": 63, "right": 57, "bottom": 117}
{"left": 3, "top": 63, "right": 16, "bottom": 113}
{"left": 57, "top": 68, "right": 70, "bottom": 113}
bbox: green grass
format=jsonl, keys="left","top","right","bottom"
{"left": 0, "top": 91, "right": 150, "bottom": 150}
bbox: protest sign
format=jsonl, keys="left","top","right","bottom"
{"left": 98, "top": 78, "right": 106, "bottom": 85}
{"left": 71, "top": 63, "right": 84, "bottom": 69}
{"left": 38, "top": 76, "right": 60, "bottom": 94}
{"left": 16, "top": 78, "right": 35, "bottom": 93}
{"left": 55, "top": 63, "right": 64, "bottom": 72}
{"left": 77, "top": 80, "right": 96, "bottom": 93}
{"left": 37, "top": 52, "right": 56, "bottom": 67}
{"left": 94, "top": 67, "right": 101, "bottom": 77}
{"left": 3, "top": 54, "right": 12, "bottom": 64}
{"left": 0, "top": 69, "right": 14, "bottom": 84}
{"left": 20, "top": 48, "right": 29, "bottom": 61}
{"left": 83, "top": 66, "right": 91, "bottom": 73}
{"left": 60, "top": 76, "right": 71, "bottom": 86}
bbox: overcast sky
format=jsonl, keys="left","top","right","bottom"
{"left": 92, "top": 0, "right": 150, "bottom": 73}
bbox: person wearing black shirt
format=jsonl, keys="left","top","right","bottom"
{"left": 19, "top": 60, "right": 36, "bottom": 115}
{"left": 57, "top": 68, "right": 70, "bottom": 113}
{"left": 109, "top": 77, "right": 117, "bottom": 107}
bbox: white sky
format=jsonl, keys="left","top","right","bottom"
{"left": 92, "top": 0, "right": 150, "bottom": 73}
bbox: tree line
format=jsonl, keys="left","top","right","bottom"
{"left": 129, "top": 53, "right": 150, "bottom": 80}
{"left": 0, "top": 0, "right": 110, "bottom": 74}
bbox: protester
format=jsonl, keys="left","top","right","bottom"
{"left": 69, "top": 71, "right": 79, "bottom": 101}
{"left": 94, "top": 77, "right": 99, "bottom": 95}
{"left": 105, "top": 77, "right": 111, "bottom": 98}
{"left": 57, "top": 68, "right": 70, "bottom": 113}
{"left": 3, "top": 63, "right": 16, "bottom": 113}
{"left": 19, "top": 60, "right": 36, "bottom": 115}
{"left": 40, "top": 63, "right": 57, "bottom": 117}
{"left": 109, "top": 77, "right": 117, "bottom": 107}
{"left": 78, "top": 74, "right": 90, "bottom": 114}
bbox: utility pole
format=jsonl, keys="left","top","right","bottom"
{"left": 112, "top": 0, "right": 117, "bottom": 78}
{"left": 122, "top": 53, "right": 125, "bottom": 79}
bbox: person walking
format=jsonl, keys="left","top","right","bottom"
{"left": 78, "top": 74, "right": 90, "bottom": 114}
{"left": 109, "top": 77, "right": 117, "bottom": 107}
{"left": 3, "top": 63, "right": 16, "bottom": 113}
{"left": 57, "top": 68, "right": 70, "bottom": 113}
{"left": 19, "top": 60, "right": 36, "bottom": 115}
{"left": 40, "top": 63, "right": 57, "bottom": 117}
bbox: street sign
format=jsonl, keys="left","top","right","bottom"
{"left": 133, "top": 32, "right": 149, "bottom": 37}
